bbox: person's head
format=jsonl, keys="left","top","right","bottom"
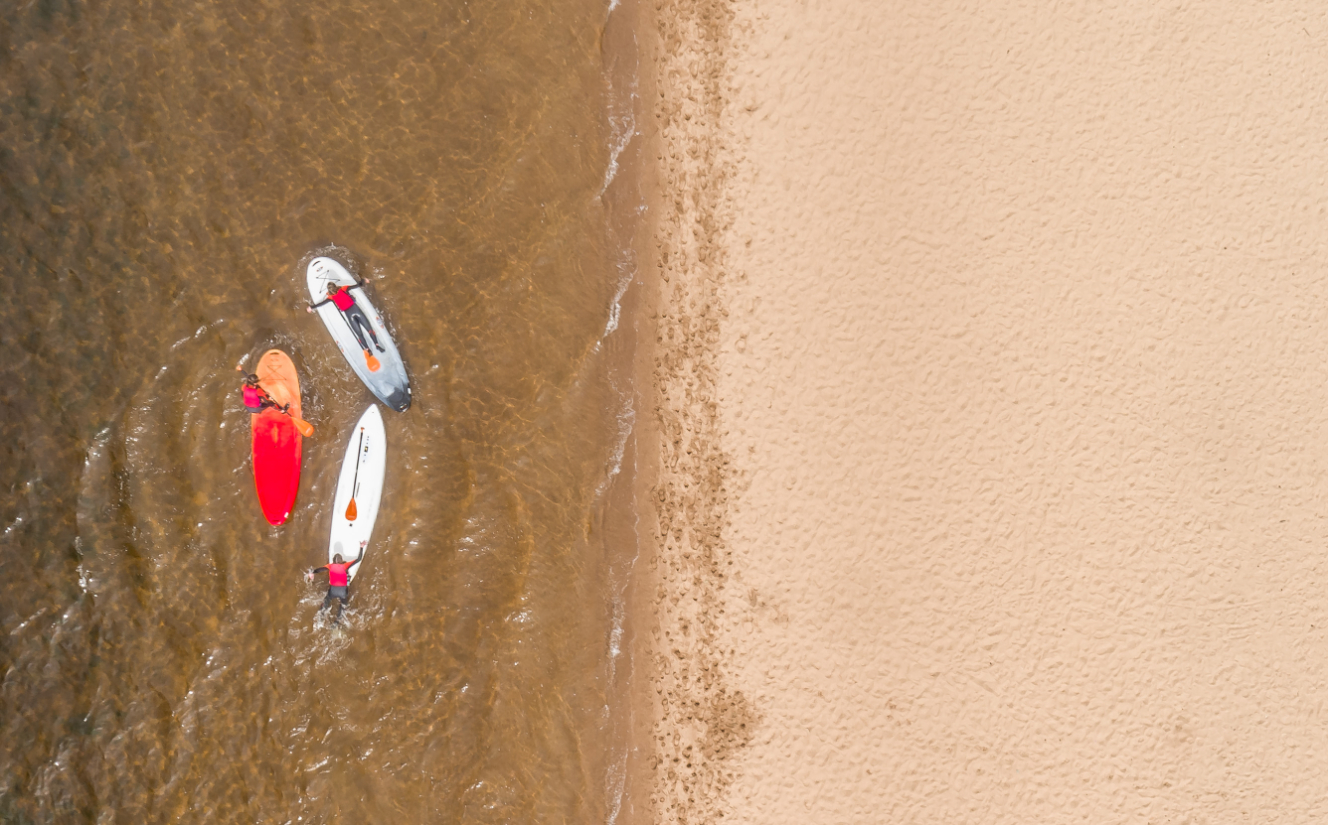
{"left": 326, "top": 281, "right": 339, "bottom": 295}
{"left": 243, "top": 373, "right": 260, "bottom": 386}
{"left": 333, "top": 554, "right": 343, "bottom": 564}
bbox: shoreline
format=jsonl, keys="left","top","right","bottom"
{"left": 598, "top": 1, "right": 659, "bottom": 823}
{"left": 626, "top": 0, "right": 753, "bottom": 822}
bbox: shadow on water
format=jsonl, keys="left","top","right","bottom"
{"left": 0, "top": 0, "right": 634, "bottom": 821}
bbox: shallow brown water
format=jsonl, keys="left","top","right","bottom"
{"left": 0, "top": 0, "right": 638, "bottom": 821}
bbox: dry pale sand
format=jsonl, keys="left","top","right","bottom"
{"left": 638, "top": 0, "right": 1328, "bottom": 823}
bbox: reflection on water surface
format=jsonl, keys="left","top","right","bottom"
{"left": 0, "top": 0, "right": 633, "bottom": 821}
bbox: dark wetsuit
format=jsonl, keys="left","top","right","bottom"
{"left": 312, "top": 550, "right": 363, "bottom": 611}
{"left": 312, "top": 284, "right": 382, "bottom": 353}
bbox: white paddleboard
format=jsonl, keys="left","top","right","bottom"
{"left": 307, "top": 257, "right": 412, "bottom": 412}
{"left": 328, "top": 405, "right": 386, "bottom": 583}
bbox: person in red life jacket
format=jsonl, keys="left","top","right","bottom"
{"left": 306, "top": 541, "right": 366, "bottom": 617}
{"left": 307, "top": 280, "right": 384, "bottom": 355}
{"left": 241, "top": 372, "right": 288, "bottom": 414}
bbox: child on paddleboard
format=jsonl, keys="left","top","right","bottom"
{"left": 307, "top": 280, "right": 385, "bottom": 355}
{"left": 237, "top": 364, "right": 315, "bottom": 439}
{"left": 307, "top": 542, "right": 366, "bottom": 620}
{"left": 241, "top": 372, "right": 288, "bottom": 414}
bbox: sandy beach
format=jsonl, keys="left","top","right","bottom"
{"left": 638, "top": 1, "right": 1328, "bottom": 821}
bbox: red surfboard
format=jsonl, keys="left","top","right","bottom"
{"left": 251, "top": 349, "right": 303, "bottom": 525}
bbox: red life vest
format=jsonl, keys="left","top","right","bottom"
{"left": 326, "top": 562, "right": 352, "bottom": 587}
{"left": 243, "top": 385, "right": 264, "bottom": 411}
{"left": 331, "top": 288, "right": 355, "bottom": 311}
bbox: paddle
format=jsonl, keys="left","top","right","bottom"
{"left": 285, "top": 409, "right": 316, "bottom": 438}
{"left": 236, "top": 365, "right": 315, "bottom": 437}
{"left": 345, "top": 428, "right": 364, "bottom": 521}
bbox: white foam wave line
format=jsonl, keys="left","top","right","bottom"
{"left": 595, "top": 382, "right": 637, "bottom": 500}
{"left": 604, "top": 586, "right": 629, "bottom": 690}
{"left": 602, "top": 18, "right": 643, "bottom": 819}
{"left": 603, "top": 413, "right": 642, "bottom": 825}
{"left": 599, "top": 106, "right": 638, "bottom": 196}
{"left": 605, "top": 752, "right": 627, "bottom": 825}
{"left": 600, "top": 38, "right": 639, "bottom": 197}
{"left": 609, "top": 598, "right": 625, "bottom": 659}
{"left": 603, "top": 253, "right": 635, "bottom": 337}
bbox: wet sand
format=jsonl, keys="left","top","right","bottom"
{"left": 640, "top": 0, "right": 1328, "bottom": 821}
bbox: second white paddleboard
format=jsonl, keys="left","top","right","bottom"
{"left": 307, "top": 257, "right": 411, "bottom": 412}
{"left": 328, "top": 405, "right": 386, "bottom": 583}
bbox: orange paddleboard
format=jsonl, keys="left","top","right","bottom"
{"left": 251, "top": 349, "right": 302, "bottom": 525}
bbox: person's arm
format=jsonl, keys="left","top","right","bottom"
{"left": 348, "top": 543, "right": 365, "bottom": 568}
{"left": 349, "top": 279, "right": 368, "bottom": 291}
{"left": 254, "top": 387, "right": 281, "bottom": 410}
{"left": 305, "top": 565, "right": 328, "bottom": 582}
{"left": 307, "top": 296, "right": 334, "bottom": 311}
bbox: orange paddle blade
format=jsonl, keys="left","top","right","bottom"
{"left": 345, "top": 497, "right": 358, "bottom": 521}
{"left": 364, "top": 350, "right": 381, "bottom": 372}
{"left": 291, "top": 416, "right": 315, "bottom": 438}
